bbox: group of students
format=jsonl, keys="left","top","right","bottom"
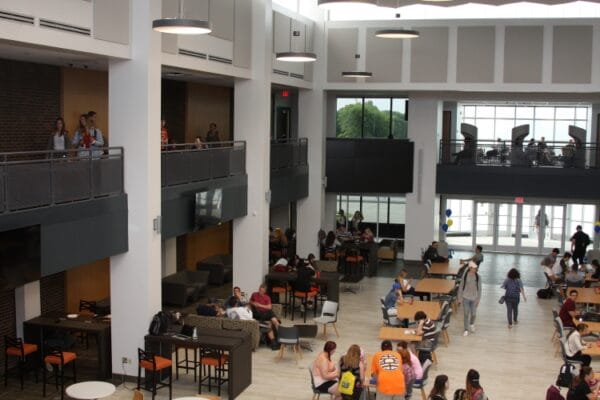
{"left": 543, "top": 248, "right": 600, "bottom": 287}
{"left": 312, "top": 340, "right": 487, "bottom": 400}
{"left": 48, "top": 112, "right": 105, "bottom": 157}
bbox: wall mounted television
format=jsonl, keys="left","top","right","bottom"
{"left": 195, "top": 189, "right": 223, "bottom": 229}
{"left": 0, "top": 225, "right": 41, "bottom": 290}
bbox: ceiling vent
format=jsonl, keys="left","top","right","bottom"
{"left": 39, "top": 19, "right": 90, "bottom": 35}
{"left": 178, "top": 49, "right": 208, "bottom": 59}
{"left": 0, "top": 10, "right": 34, "bottom": 24}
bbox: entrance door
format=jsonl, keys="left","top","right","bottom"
{"left": 520, "top": 204, "right": 543, "bottom": 252}
{"left": 496, "top": 203, "right": 517, "bottom": 250}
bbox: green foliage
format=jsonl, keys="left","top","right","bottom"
{"left": 336, "top": 100, "right": 407, "bottom": 139}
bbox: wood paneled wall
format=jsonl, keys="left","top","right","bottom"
{"left": 60, "top": 67, "right": 109, "bottom": 142}
{"left": 182, "top": 222, "right": 232, "bottom": 271}
{"left": 185, "top": 82, "right": 233, "bottom": 143}
{"left": 64, "top": 259, "right": 110, "bottom": 313}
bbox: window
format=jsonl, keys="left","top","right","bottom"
{"left": 335, "top": 194, "right": 406, "bottom": 237}
{"left": 336, "top": 97, "right": 408, "bottom": 139}
{"left": 459, "top": 104, "right": 590, "bottom": 142}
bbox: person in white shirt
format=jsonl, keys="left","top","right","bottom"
{"left": 565, "top": 323, "right": 592, "bottom": 366}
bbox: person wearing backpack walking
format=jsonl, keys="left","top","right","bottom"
{"left": 457, "top": 262, "right": 482, "bottom": 336}
{"left": 338, "top": 344, "right": 364, "bottom": 400}
{"left": 501, "top": 268, "right": 526, "bottom": 328}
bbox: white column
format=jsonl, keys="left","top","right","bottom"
{"left": 232, "top": 0, "right": 272, "bottom": 292}
{"left": 108, "top": 0, "right": 162, "bottom": 376}
{"left": 14, "top": 281, "right": 41, "bottom": 338}
{"left": 404, "top": 96, "right": 442, "bottom": 261}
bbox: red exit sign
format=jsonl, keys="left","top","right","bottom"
{"left": 514, "top": 197, "right": 524, "bottom": 204}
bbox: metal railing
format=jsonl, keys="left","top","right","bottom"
{"left": 270, "top": 137, "right": 308, "bottom": 171}
{"left": 161, "top": 141, "right": 246, "bottom": 187}
{"left": 439, "top": 139, "right": 599, "bottom": 168}
{"left": 0, "top": 148, "right": 124, "bottom": 214}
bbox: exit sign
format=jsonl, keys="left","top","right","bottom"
{"left": 515, "top": 197, "right": 524, "bottom": 204}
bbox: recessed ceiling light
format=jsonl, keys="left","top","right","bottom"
{"left": 375, "top": 29, "right": 419, "bottom": 39}
{"left": 342, "top": 71, "right": 373, "bottom": 78}
{"left": 318, "top": 0, "right": 378, "bottom": 10}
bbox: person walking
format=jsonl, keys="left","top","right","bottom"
{"left": 457, "top": 262, "right": 482, "bottom": 336}
{"left": 501, "top": 268, "right": 526, "bottom": 328}
{"left": 571, "top": 225, "right": 591, "bottom": 266}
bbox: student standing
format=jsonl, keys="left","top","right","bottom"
{"left": 457, "top": 262, "right": 482, "bottom": 336}
{"left": 501, "top": 268, "right": 526, "bottom": 328}
{"left": 571, "top": 225, "right": 591, "bottom": 266}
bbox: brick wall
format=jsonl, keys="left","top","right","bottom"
{"left": 161, "top": 79, "right": 187, "bottom": 145}
{"left": 0, "top": 289, "right": 16, "bottom": 375}
{"left": 0, "top": 58, "right": 61, "bottom": 153}
{"left": 40, "top": 272, "right": 65, "bottom": 315}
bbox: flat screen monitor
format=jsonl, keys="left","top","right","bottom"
{"left": 195, "top": 189, "right": 223, "bottom": 229}
{"left": 0, "top": 225, "right": 41, "bottom": 290}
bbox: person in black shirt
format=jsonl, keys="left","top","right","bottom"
{"left": 423, "top": 241, "right": 447, "bottom": 263}
{"left": 567, "top": 366, "right": 597, "bottom": 400}
{"left": 571, "top": 225, "right": 591, "bottom": 266}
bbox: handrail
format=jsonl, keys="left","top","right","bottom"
{"left": 439, "top": 139, "right": 598, "bottom": 168}
{"left": 162, "top": 140, "right": 244, "bottom": 152}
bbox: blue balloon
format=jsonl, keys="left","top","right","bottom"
{"left": 445, "top": 209, "right": 452, "bottom": 217}
{"left": 595, "top": 225, "right": 600, "bottom": 234}
{"left": 442, "top": 224, "right": 449, "bottom": 232}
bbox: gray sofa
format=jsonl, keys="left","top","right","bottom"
{"left": 196, "top": 254, "right": 233, "bottom": 285}
{"left": 162, "top": 270, "right": 210, "bottom": 307}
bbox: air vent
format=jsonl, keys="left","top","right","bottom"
{"left": 290, "top": 73, "right": 304, "bottom": 80}
{"left": 208, "top": 55, "right": 232, "bottom": 65}
{"left": 39, "top": 19, "right": 90, "bottom": 35}
{"left": 179, "top": 49, "right": 207, "bottom": 59}
{"left": 0, "top": 10, "right": 34, "bottom": 24}
{"left": 273, "top": 69, "right": 289, "bottom": 77}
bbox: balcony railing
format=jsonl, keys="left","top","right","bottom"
{"left": 0, "top": 148, "right": 124, "bottom": 214}
{"left": 161, "top": 141, "right": 246, "bottom": 187}
{"left": 270, "top": 138, "right": 308, "bottom": 171}
{"left": 439, "top": 139, "right": 599, "bottom": 169}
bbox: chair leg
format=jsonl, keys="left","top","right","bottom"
{"left": 175, "top": 348, "right": 180, "bottom": 380}
{"left": 432, "top": 351, "right": 438, "bottom": 364}
{"left": 277, "top": 344, "right": 285, "bottom": 360}
{"left": 42, "top": 362, "right": 46, "bottom": 397}
{"left": 168, "top": 366, "right": 172, "bottom": 400}
{"left": 323, "top": 324, "right": 327, "bottom": 337}
{"left": 332, "top": 323, "right": 339, "bottom": 337}
{"left": 19, "top": 358, "right": 24, "bottom": 390}
{"left": 59, "top": 364, "right": 65, "bottom": 400}
{"left": 421, "top": 387, "right": 426, "bottom": 400}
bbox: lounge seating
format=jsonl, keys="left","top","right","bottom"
{"left": 162, "top": 270, "right": 210, "bottom": 307}
{"left": 196, "top": 255, "right": 233, "bottom": 285}
{"left": 378, "top": 239, "right": 398, "bottom": 262}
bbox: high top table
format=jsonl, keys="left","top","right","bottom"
{"left": 66, "top": 381, "right": 115, "bottom": 399}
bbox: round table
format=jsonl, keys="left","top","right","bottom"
{"left": 65, "top": 381, "right": 116, "bottom": 399}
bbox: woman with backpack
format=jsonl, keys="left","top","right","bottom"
{"left": 567, "top": 366, "right": 598, "bottom": 400}
{"left": 457, "top": 262, "right": 482, "bottom": 337}
{"left": 338, "top": 344, "right": 364, "bottom": 400}
{"left": 501, "top": 268, "right": 526, "bottom": 328}
{"left": 465, "top": 369, "right": 487, "bottom": 400}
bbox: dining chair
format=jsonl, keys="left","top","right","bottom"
{"left": 4, "top": 336, "right": 38, "bottom": 390}
{"left": 137, "top": 348, "right": 172, "bottom": 400}
{"left": 42, "top": 346, "right": 77, "bottom": 400}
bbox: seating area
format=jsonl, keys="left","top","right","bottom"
{"left": 161, "top": 271, "right": 210, "bottom": 307}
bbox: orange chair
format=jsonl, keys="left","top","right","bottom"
{"left": 137, "top": 348, "right": 172, "bottom": 400}
{"left": 344, "top": 249, "right": 364, "bottom": 276}
{"left": 42, "top": 346, "right": 76, "bottom": 399}
{"left": 271, "top": 282, "right": 292, "bottom": 317}
{"left": 291, "top": 290, "right": 318, "bottom": 323}
{"left": 199, "top": 349, "right": 229, "bottom": 396}
{"left": 4, "top": 336, "right": 38, "bottom": 390}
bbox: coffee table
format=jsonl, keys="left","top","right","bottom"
{"left": 65, "top": 381, "right": 115, "bottom": 399}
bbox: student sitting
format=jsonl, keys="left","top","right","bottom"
{"left": 423, "top": 241, "right": 447, "bottom": 263}
{"left": 397, "top": 270, "right": 430, "bottom": 301}
{"left": 565, "top": 263, "right": 585, "bottom": 286}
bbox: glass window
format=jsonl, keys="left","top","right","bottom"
{"left": 347, "top": 195, "right": 361, "bottom": 219}
{"left": 576, "top": 107, "right": 588, "bottom": 121}
{"left": 378, "top": 197, "right": 389, "bottom": 223}
{"left": 533, "top": 120, "right": 553, "bottom": 140}
{"left": 516, "top": 107, "right": 534, "bottom": 119}
{"left": 535, "top": 107, "right": 555, "bottom": 119}
{"left": 496, "top": 106, "right": 515, "bottom": 119}
{"left": 464, "top": 106, "right": 476, "bottom": 118}
{"left": 554, "top": 121, "right": 572, "bottom": 142}
{"left": 476, "top": 119, "right": 495, "bottom": 140}
{"left": 361, "top": 196, "right": 378, "bottom": 222}
{"left": 389, "top": 197, "right": 405, "bottom": 224}
{"left": 336, "top": 98, "right": 363, "bottom": 138}
{"left": 363, "top": 98, "right": 391, "bottom": 139}
{"left": 391, "top": 99, "right": 408, "bottom": 139}
{"left": 555, "top": 107, "right": 575, "bottom": 120}
{"left": 476, "top": 106, "right": 495, "bottom": 118}
{"left": 495, "top": 120, "right": 515, "bottom": 141}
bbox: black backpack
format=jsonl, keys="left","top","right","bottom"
{"left": 537, "top": 288, "right": 553, "bottom": 299}
{"left": 148, "top": 311, "right": 170, "bottom": 336}
{"left": 556, "top": 363, "right": 575, "bottom": 388}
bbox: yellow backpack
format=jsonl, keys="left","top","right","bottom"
{"left": 338, "top": 370, "right": 356, "bottom": 395}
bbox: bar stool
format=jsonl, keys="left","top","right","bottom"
{"left": 137, "top": 348, "right": 172, "bottom": 400}
{"left": 291, "top": 290, "right": 318, "bottom": 323}
{"left": 42, "top": 346, "right": 77, "bottom": 400}
{"left": 78, "top": 299, "right": 97, "bottom": 348}
{"left": 4, "top": 336, "right": 38, "bottom": 389}
{"left": 344, "top": 249, "right": 364, "bottom": 276}
{"left": 175, "top": 345, "right": 199, "bottom": 381}
{"left": 199, "top": 348, "right": 229, "bottom": 396}
{"left": 271, "top": 282, "right": 292, "bottom": 318}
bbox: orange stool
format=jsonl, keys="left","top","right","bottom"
{"left": 4, "top": 336, "right": 38, "bottom": 390}
{"left": 199, "top": 349, "right": 229, "bottom": 396}
{"left": 271, "top": 283, "right": 292, "bottom": 317}
{"left": 137, "top": 348, "right": 172, "bottom": 400}
{"left": 42, "top": 347, "right": 76, "bottom": 400}
{"left": 291, "top": 290, "right": 318, "bottom": 323}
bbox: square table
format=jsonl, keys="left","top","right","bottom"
{"left": 573, "top": 318, "right": 600, "bottom": 333}
{"left": 393, "top": 300, "right": 442, "bottom": 321}
{"left": 378, "top": 327, "right": 422, "bottom": 342}
{"left": 415, "top": 278, "right": 456, "bottom": 296}
{"left": 429, "top": 261, "right": 462, "bottom": 277}
{"left": 582, "top": 341, "right": 600, "bottom": 357}
{"left": 568, "top": 287, "right": 600, "bottom": 305}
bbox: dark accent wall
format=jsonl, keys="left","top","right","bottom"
{"left": 0, "top": 58, "right": 60, "bottom": 152}
{"left": 40, "top": 272, "right": 66, "bottom": 315}
{"left": 161, "top": 79, "right": 187, "bottom": 144}
{"left": 0, "top": 195, "right": 128, "bottom": 276}
{"left": 0, "top": 289, "right": 16, "bottom": 376}
{"left": 162, "top": 175, "right": 248, "bottom": 239}
{"left": 326, "top": 138, "right": 414, "bottom": 194}
{"left": 437, "top": 165, "right": 600, "bottom": 199}
{"left": 270, "top": 166, "right": 309, "bottom": 208}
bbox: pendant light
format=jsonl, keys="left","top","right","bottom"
{"left": 318, "top": 0, "right": 378, "bottom": 10}
{"left": 152, "top": 0, "right": 211, "bottom": 35}
{"left": 342, "top": 54, "right": 372, "bottom": 78}
{"left": 275, "top": 19, "right": 317, "bottom": 63}
{"left": 375, "top": 29, "right": 419, "bottom": 39}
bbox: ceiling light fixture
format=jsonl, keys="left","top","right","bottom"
{"left": 275, "top": 20, "right": 316, "bottom": 62}
{"left": 152, "top": 0, "right": 211, "bottom": 35}
{"left": 317, "top": 0, "right": 378, "bottom": 10}
{"left": 342, "top": 71, "right": 373, "bottom": 78}
{"left": 375, "top": 29, "right": 419, "bottom": 39}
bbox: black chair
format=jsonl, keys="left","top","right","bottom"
{"left": 42, "top": 346, "right": 77, "bottom": 400}
{"left": 4, "top": 336, "right": 38, "bottom": 390}
{"left": 137, "top": 348, "right": 172, "bottom": 400}
{"left": 78, "top": 300, "right": 97, "bottom": 348}
{"left": 199, "top": 348, "right": 229, "bottom": 396}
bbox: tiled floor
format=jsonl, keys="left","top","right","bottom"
{"left": 3, "top": 252, "right": 568, "bottom": 399}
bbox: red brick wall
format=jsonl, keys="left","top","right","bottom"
{"left": 0, "top": 58, "right": 61, "bottom": 153}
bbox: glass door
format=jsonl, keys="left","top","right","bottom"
{"left": 520, "top": 204, "right": 543, "bottom": 252}
{"left": 474, "top": 202, "right": 494, "bottom": 248}
{"left": 545, "top": 205, "right": 565, "bottom": 252}
{"left": 497, "top": 203, "right": 517, "bottom": 250}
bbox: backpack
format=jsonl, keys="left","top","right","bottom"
{"left": 537, "top": 288, "right": 553, "bottom": 299}
{"left": 148, "top": 311, "right": 170, "bottom": 336}
{"left": 556, "top": 363, "right": 575, "bottom": 388}
{"left": 338, "top": 370, "right": 356, "bottom": 396}
{"left": 546, "top": 385, "right": 565, "bottom": 400}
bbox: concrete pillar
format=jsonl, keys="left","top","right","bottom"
{"left": 232, "top": 0, "right": 272, "bottom": 292}
{"left": 108, "top": 0, "right": 162, "bottom": 376}
{"left": 14, "top": 281, "right": 41, "bottom": 338}
{"left": 404, "top": 96, "right": 442, "bottom": 261}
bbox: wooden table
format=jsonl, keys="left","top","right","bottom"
{"left": 574, "top": 317, "right": 600, "bottom": 333}
{"left": 394, "top": 300, "right": 441, "bottom": 321}
{"left": 568, "top": 288, "right": 600, "bottom": 305}
{"left": 586, "top": 272, "right": 599, "bottom": 283}
{"left": 378, "top": 327, "right": 422, "bottom": 342}
{"left": 415, "top": 278, "right": 456, "bottom": 295}
{"left": 582, "top": 341, "right": 600, "bottom": 357}
{"left": 429, "top": 261, "right": 462, "bottom": 277}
